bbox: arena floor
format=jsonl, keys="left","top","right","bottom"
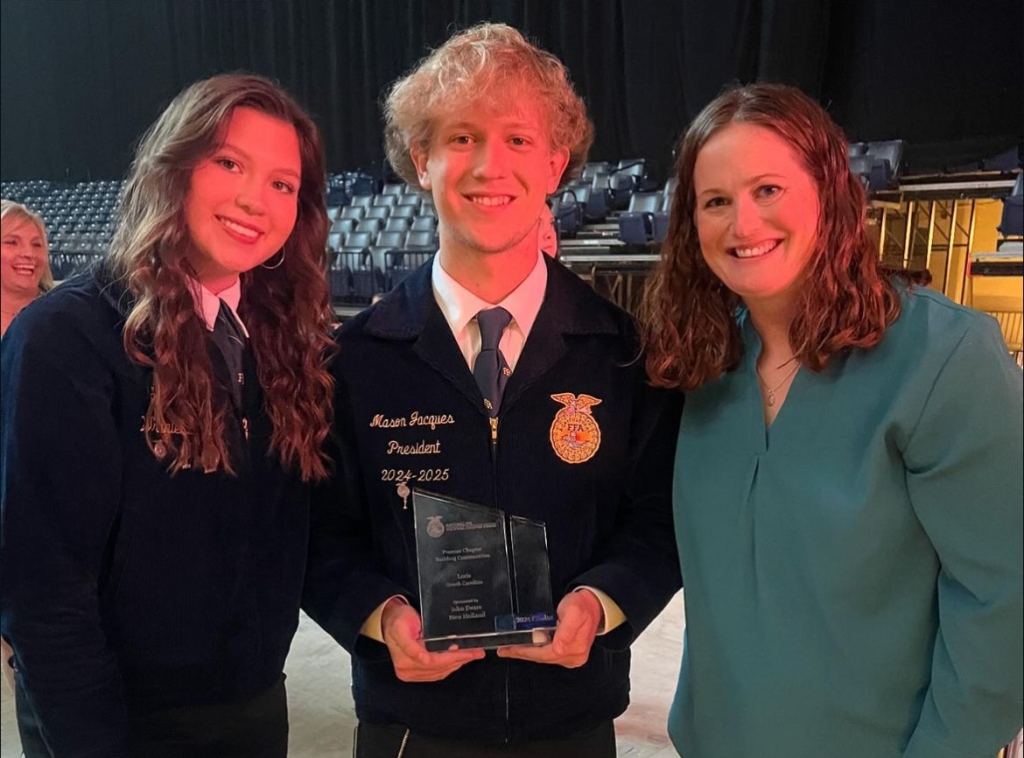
{"left": 1, "top": 594, "right": 685, "bottom": 757}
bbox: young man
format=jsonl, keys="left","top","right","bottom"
{"left": 303, "top": 24, "right": 682, "bottom": 758}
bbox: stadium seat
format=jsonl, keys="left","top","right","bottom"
{"left": 551, "top": 194, "right": 582, "bottom": 238}
{"left": 618, "top": 192, "right": 661, "bottom": 244}
{"left": 609, "top": 172, "right": 636, "bottom": 210}
{"left": 386, "top": 249, "right": 434, "bottom": 289}
{"left": 581, "top": 162, "right": 610, "bottom": 181}
{"left": 328, "top": 252, "right": 353, "bottom": 299}
{"left": 848, "top": 140, "right": 904, "bottom": 193}
{"left": 384, "top": 217, "right": 412, "bottom": 233}
{"left": 410, "top": 216, "right": 437, "bottom": 232}
{"left": 356, "top": 218, "right": 384, "bottom": 235}
{"left": 999, "top": 173, "right": 1023, "bottom": 237}
{"left": 652, "top": 194, "right": 671, "bottom": 244}
{"left": 585, "top": 175, "right": 612, "bottom": 221}
{"left": 405, "top": 230, "right": 438, "bottom": 252}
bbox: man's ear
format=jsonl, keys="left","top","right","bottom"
{"left": 546, "top": 146, "right": 571, "bottom": 195}
{"left": 410, "top": 146, "right": 432, "bottom": 191}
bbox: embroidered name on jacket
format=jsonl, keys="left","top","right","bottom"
{"left": 370, "top": 412, "right": 456, "bottom": 430}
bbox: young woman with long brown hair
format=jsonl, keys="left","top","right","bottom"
{"left": 641, "top": 83, "right": 1022, "bottom": 758}
{"left": 0, "top": 73, "right": 333, "bottom": 757}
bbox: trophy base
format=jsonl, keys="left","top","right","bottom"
{"left": 423, "top": 627, "right": 554, "bottom": 652}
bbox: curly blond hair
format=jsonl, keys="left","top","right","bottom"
{"left": 383, "top": 23, "right": 593, "bottom": 187}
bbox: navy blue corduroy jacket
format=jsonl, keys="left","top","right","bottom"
{"left": 0, "top": 270, "right": 309, "bottom": 757}
{"left": 303, "top": 256, "right": 683, "bottom": 744}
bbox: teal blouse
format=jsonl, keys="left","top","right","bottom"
{"left": 669, "top": 286, "right": 1023, "bottom": 758}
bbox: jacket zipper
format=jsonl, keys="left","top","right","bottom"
{"left": 487, "top": 412, "right": 511, "bottom": 742}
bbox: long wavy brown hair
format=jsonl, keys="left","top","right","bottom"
{"left": 640, "top": 84, "right": 903, "bottom": 392}
{"left": 108, "top": 73, "right": 333, "bottom": 480}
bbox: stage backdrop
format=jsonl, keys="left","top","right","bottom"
{"left": 1, "top": 0, "right": 1020, "bottom": 182}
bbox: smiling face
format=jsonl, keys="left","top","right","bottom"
{"left": 183, "top": 106, "right": 302, "bottom": 293}
{"left": 411, "top": 95, "right": 569, "bottom": 266}
{"left": 1, "top": 218, "right": 48, "bottom": 298}
{"left": 693, "top": 122, "right": 821, "bottom": 311}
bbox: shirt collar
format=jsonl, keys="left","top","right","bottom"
{"left": 186, "top": 275, "right": 247, "bottom": 336}
{"left": 431, "top": 248, "right": 547, "bottom": 340}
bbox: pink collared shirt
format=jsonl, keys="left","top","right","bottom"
{"left": 186, "top": 276, "right": 249, "bottom": 338}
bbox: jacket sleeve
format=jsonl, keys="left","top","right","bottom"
{"left": 901, "top": 317, "right": 1024, "bottom": 758}
{"left": 302, "top": 366, "right": 414, "bottom": 658}
{"left": 570, "top": 363, "right": 684, "bottom": 648}
{"left": 0, "top": 306, "right": 130, "bottom": 757}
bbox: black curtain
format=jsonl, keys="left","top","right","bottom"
{"left": 1, "top": 0, "right": 1020, "bottom": 183}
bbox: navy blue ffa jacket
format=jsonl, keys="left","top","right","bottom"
{"left": 0, "top": 269, "right": 309, "bottom": 757}
{"left": 303, "top": 256, "right": 682, "bottom": 744}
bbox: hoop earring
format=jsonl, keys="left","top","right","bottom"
{"left": 261, "top": 249, "right": 285, "bottom": 270}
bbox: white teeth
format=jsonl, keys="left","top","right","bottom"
{"left": 220, "top": 217, "right": 260, "bottom": 239}
{"left": 470, "top": 196, "right": 512, "bottom": 207}
{"left": 734, "top": 240, "right": 779, "bottom": 258}
{"left": 13, "top": 266, "right": 36, "bottom": 275}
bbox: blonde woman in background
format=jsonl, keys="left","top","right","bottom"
{"left": 0, "top": 200, "right": 52, "bottom": 697}
{"left": 1, "top": 200, "right": 53, "bottom": 338}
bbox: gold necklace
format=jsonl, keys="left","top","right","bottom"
{"left": 756, "top": 361, "right": 800, "bottom": 406}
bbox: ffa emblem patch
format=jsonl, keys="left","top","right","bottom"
{"left": 549, "top": 393, "right": 602, "bottom": 464}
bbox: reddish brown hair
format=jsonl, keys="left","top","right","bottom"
{"left": 109, "top": 73, "right": 334, "bottom": 480}
{"left": 640, "top": 83, "right": 901, "bottom": 391}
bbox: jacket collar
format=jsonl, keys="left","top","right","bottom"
{"left": 364, "top": 256, "right": 621, "bottom": 416}
{"left": 365, "top": 255, "right": 619, "bottom": 341}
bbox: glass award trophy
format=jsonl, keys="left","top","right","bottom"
{"left": 412, "top": 489, "right": 557, "bottom": 652}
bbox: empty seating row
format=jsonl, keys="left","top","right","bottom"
{"left": 329, "top": 202, "right": 435, "bottom": 223}
{"left": 329, "top": 229, "right": 438, "bottom": 255}
{"left": 618, "top": 190, "right": 672, "bottom": 245}
{"left": 329, "top": 215, "right": 437, "bottom": 238}
{"left": 566, "top": 160, "right": 654, "bottom": 224}
{"left": 50, "top": 251, "right": 106, "bottom": 280}
{"left": 848, "top": 140, "right": 904, "bottom": 193}
{"left": 328, "top": 249, "right": 434, "bottom": 303}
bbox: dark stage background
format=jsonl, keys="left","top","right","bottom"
{"left": 1, "top": 0, "right": 1021, "bottom": 183}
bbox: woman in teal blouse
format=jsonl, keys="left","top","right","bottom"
{"left": 641, "top": 83, "right": 1023, "bottom": 758}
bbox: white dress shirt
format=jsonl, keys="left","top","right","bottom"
{"left": 187, "top": 276, "right": 249, "bottom": 337}
{"left": 430, "top": 248, "right": 547, "bottom": 371}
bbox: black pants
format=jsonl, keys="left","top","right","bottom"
{"left": 16, "top": 676, "right": 288, "bottom": 758}
{"left": 354, "top": 720, "right": 616, "bottom": 758}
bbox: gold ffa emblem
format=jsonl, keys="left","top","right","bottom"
{"left": 549, "top": 393, "right": 602, "bottom": 464}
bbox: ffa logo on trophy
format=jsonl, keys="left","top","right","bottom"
{"left": 426, "top": 515, "right": 446, "bottom": 538}
{"left": 549, "top": 393, "right": 602, "bottom": 464}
